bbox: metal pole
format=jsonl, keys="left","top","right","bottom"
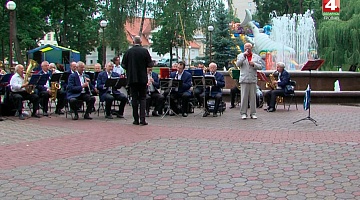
{"left": 102, "top": 28, "right": 105, "bottom": 68}
{"left": 209, "top": 32, "right": 212, "bottom": 63}
{"left": 9, "top": 11, "right": 13, "bottom": 70}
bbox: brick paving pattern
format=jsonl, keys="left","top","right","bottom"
{"left": 0, "top": 104, "right": 359, "bottom": 199}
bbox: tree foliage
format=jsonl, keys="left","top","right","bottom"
{"left": 211, "top": 2, "right": 240, "bottom": 70}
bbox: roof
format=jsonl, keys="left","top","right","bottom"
{"left": 27, "top": 44, "right": 80, "bottom": 54}
{"left": 125, "top": 17, "right": 154, "bottom": 46}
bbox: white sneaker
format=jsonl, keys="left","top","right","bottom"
{"left": 241, "top": 114, "right": 247, "bottom": 120}
{"left": 250, "top": 114, "right": 258, "bottom": 119}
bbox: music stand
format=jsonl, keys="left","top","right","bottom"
{"left": 28, "top": 74, "right": 42, "bottom": 85}
{"left": 293, "top": 59, "right": 324, "bottom": 126}
{"left": 61, "top": 72, "right": 71, "bottom": 83}
{"left": 194, "top": 75, "right": 216, "bottom": 117}
{"left": 115, "top": 78, "right": 127, "bottom": 89}
{"left": 37, "top": 74, "right": 50, "bottom": 86}
{"left": 50, "top": 73, "right": 63, "bottom": 83}
{"left": 160, "top": 78, "right": 182, "bottom": 119}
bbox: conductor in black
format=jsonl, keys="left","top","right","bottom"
{"left": 122, "top": 35, "right": 153, "bottom": 126}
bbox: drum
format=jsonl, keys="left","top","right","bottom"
{"left": 159, "top": 67, "right": 170, "bottom": 79}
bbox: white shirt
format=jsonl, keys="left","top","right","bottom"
{"left": 77, "top": 72, "right": 86, "bottom": 93}
{"left": 277, "top": 72, "right": 282, "bottom": 89}
{"left": 148, "top": 73, "right": 155, "bottom": 92}
{"left": 113, "top": 65, "right": 124, "bottom": 75}
{"left": 42, "top": 70, "right": 50, "bottom": 90}
{"left": 10, "top": 73, "right": 26, "bottom": 92}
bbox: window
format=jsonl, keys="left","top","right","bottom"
{"left": 90, "top": 60, "right": 93, "bottom": 64}
{"left": 47, "top": 34, "right": 51, "bottom": 41}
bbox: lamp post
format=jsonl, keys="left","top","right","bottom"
{"left": 6, "top": 1, "right": 16, "bottom": 70}
{"left": 207, "top": 25, "right": 214, "bottom": 63}
{"left": 100, "top": 20, "right": 108, "bottom": 68}
{"left": 188, "top": 46, "right": 191, "bottom": 67}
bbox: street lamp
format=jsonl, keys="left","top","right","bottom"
{"left": 188, "top": 45, "right": 191, "bottom": 67}
{"left": 100, "top": 20, "right": 108, "bottom": 68}
{"left": 207, "top": 25, "right": 214, "bottom": 63}
{"left": 6, "top": 1, "right": 16, "bottom": 70}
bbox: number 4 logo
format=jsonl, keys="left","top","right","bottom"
{"left": 323, "top": 0, "right": 340, "bottom": 13}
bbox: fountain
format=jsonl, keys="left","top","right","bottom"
{"left": 269, "top": 10, "right": 318, "bottom": 70}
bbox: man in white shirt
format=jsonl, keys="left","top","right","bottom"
{"left": 9, "top": 64, "right": 40, "bottom": 120}
{"left": 112, "top": 56, "right": 125, "bottom": 75}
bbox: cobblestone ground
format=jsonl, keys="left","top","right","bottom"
{"left": 0, "top": 104, "right": 359, "bottom": 199}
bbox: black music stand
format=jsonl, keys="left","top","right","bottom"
{"left": 0, "top": 74, "right": 13, "bottom": 121}
{"left": 192, "top": 75, "right": 216, "bottom": 116}
{"left": 293, "top": 59, "right": 324, "bottom": 126}
{"left": 28, "top": 74, "right": 42, "bottom": 85}
{"left": 114, "top": 78, "right": 127, "bottom": 89}
{"left": 37, "top": 74, "right": 50, "bottom": 86}
{"left": 160, "top": 78, "right": 182, "bottom": 119}
{"left": 61, "top": 72, "right": 71, "bottom": 83}
{"left": 50, "top": 73, "right": 62, "bottom": 83}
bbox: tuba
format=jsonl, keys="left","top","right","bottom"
{"left": 228, "top": 59, "right": 241, "bottom": 90}
{"left": 24, "top": 59, "right": 37, "bottom": 94}
{"left": 265, "top": 71, "right": 283, "bottom": 103}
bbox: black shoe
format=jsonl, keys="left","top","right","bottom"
{"left": 84, "top": 114, "right": 93, "bottom": 120}
{"left": 55, "top": 110, "right": 65, "bottom": 115}
{"left": 117, "top": 114, "right": 124, "bottom": 118}
{"left": 229, "top": 105, "right": 235, "bottom": 109}
{"left": 182, "top": 113, "right": 188, "bottom": 117}
{"left": 105, "top": 115, "right": 113, "bottom": 119}
{"left": 140, "top": 121, "right": 148, "bottom": 126}
{"left": 264, "top": 107, "right": 270, "bottom": 111}
{"left": 43, "top": 112, "right": 49, "bottom": 116}
{"left": 213, "top": 113, "right": 218, "bottom": 117}
{"left": 152, "top": 111, "right": 160, "bottom": 117}
{"left": 19, "top": 114, "right": 25, "bottom": 120}
{"left": 0, "top": 118, "right": 3, "bottom": 121}
{"left": 32, "top": 114, "right": 41, "bottom": 118}
{"left": 268, "top": 108, "right": 276, "bottom": 112}
{"left": 202, "top": 112, "right": 209, "bottom": 117}
{"left": 133, "top": 121, "right": 139, "bottom": 125}
{"left": 73, "top": 114, "right": 79, "bottom": 120}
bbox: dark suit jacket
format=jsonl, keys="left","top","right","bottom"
{"left": 205, "top": 72, "right": 225, "bottom": 96}
{"left": 121, "top": 45, "right": 152, "bottom": 85}
{"left": 36, "top": 70, "right": 51, "bottom": 92}
{"left": 170, "top": 70, "right": 192, "bottom": 94}
{"left": 66, "top": 72, "right": 93, "bottom": 99}
{"left": 277, "top": 70, "right": 290, "bottom": 89}
{"left": 97, "top": 71, "right": 121, "bottom": 102}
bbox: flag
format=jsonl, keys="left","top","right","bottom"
{"left": 303, "top": 84, "right": 311, "bottom": 110}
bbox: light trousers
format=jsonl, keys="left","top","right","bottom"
{"left": 240, "top": 83, "right": 257, "bottom": 116}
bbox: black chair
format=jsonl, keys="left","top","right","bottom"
{"left": 277, "top": 80, "right": 298, "bottom": 111}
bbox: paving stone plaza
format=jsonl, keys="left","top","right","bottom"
{"left": 0, "top": 104, "right": 360, "bottom": 199}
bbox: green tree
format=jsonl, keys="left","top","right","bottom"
{"left": 317, "top": 0, "right": 360, "bottom": 70}
{"left": 211, "top": 2, "right": 240, "bottom": 70}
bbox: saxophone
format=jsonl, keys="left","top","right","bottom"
{"left": 50, "top": 82, "right": 61, "bottom": 101}
{"left": 24, "top": 59, "right": 37, "bottom": 94}
{"left": 265, "top": 71, "right": 277, "bottom": 90}
{"left": 228, "top": 59, "right": 241, "bottom": 90}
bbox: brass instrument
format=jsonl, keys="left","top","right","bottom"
{"left": 228, "top": 59, "right": 241, "bottom": 90}
{"left": 265, "top": 71, "right": 283, "bottom": 103}
{"left": 24, "top": 59, "right": 37, "bottom": 94}
{"left": 50, "top": 82, "right": 61, "bottom": 101}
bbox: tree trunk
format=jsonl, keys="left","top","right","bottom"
{"left": 139, "top": 0, "right": 147, "bottom": 37}
{"left": 62, "top": 0, "right": 68, "bottom": 46}
{"left": 13, "top": 11, "right": 24, "bottom": 65}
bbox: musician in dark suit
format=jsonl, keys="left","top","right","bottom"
{"left": 66, "top": 61, "right": 95, "bottom": 120}
{"left": 97, "top": 62, "right": 127, "bottom": 119}
{"left": 193, "top": 62, "right": 206, "bottom": 108}
{"left": 146, "top": 67, "right": 164, "bottom": 116}
{"left": 264, "top": 62, "right": 290, "bottom": 112}
{"left": 169, "top": 61, "right": 192, "bottom": 117}
{"left": 36, "top": 61, "right": 51, "bottom": 116}
{"left": 122, "top": 35, "right": 152, "bottom": 125}
{"left": 201, "top": 62, "right": 225, "bottom": 117}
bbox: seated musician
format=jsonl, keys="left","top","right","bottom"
{"left": 112, "top": 56, "right": 125, "bottom": 76}
{"left": 97, "top": 62, "right": 127, "bottom": 119}
{"left": 67, "top": 61, "right": 96, "bottom": 120}
{"left": 201, "top": 62, "right": 225, "bottom": 117}
{"left": 193, "top": 62, "right": 206, "bottom": 108}
{"left": 49, "top": 63, "right": 67, "bottom": 114}
{"left": 169, "top": 61, "right": 192, "bottom": 117}
{"left": 264, "top": 62, "right": 290, "bottom": 112}
{"left": 36, "top": 61, "right": 52, "bottom": 116}
{"left": 146, "top": 66, "right": 164, "bottom": 117}
{"left": 67, "top": 62, "right": 77, "bottom": 74}
{"left": 9, "top": 64, "right": 41, "bottom": 120}
{"left": 229, "top": 86, "right": 240, "bottom": 109}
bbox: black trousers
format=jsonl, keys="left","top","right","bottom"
{"left": 230, "top": 86, "right": 240, "bottom": 106}
{"left": 201, "top": 92, "right": 222, "bottom": 114}
{"left": 170, "top": 92, "right": 191, "bottom": 114}
{"left": 56, "top": 90, "right": 67, "bottom": 111}
{"left": 265, "top": 89, "right": 285, "bottom": 108}
{"left": 130, "top": 83, "right": 147, "bottom": 123}
{"left": 103, "top": 92, "right": 127, "bottom": 116}
{"left": 38, "top": 91, "right": 50, "bottom": 113}
{"left": 69, "top": 93, "right": 95, "bottom": 115}
{"left": 193, "top": 86, "right": 204, "bottom": 106}
{"left": 11, "top": 91, "right": 39, "bottom": 115}
{"left": 146, "top": 91, "right": 165, "bottom": 114}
